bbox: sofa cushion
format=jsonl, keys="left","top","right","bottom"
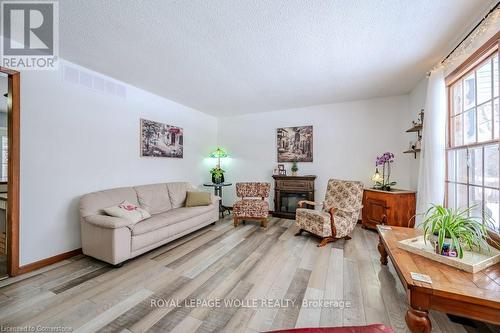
{"left": 185, "top": 191, "right": 212, "bottom": 207}
{"left": 103, "top": 200, "right": 151, "bottom": 223}
{"left": 130, "top": 204, "right": 215, "bottom": 235}
{"left": 233, "top": 199, "right": 269, "bottom": 218}
{"left": 134, "top": 183, "right": 172, "bottom": 214}
{"left": 167, "top": 182, "right": 193, "bottom": 208}
{"left": 80, "top": 187, "right": 140, "bottom": 218}
{"left": 131, "top": 210, "right": 216, "bottom": 251}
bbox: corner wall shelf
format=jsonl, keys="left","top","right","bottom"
{"left": 406, "top": 125, "right": 423, "bottom": 133}
{"left": 403, "top": 148, "right": 421, "bottom": 158}
{"left": 405, "top": 110, "right": 424, "bottom": 159}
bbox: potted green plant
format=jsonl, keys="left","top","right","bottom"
{"left": 210, "top": 167, "right": 225, "bottom": 184}
{"left": 420, "top": 204, "right": 496, "bottom": 259}
{"left": 291, "top": 161, "right": 298, "bottom": 176}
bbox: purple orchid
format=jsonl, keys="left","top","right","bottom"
{"left": 375, "top": 152, "right": 394, "bottom": 166}
{"left": 373, "top": 152, "right": 396, "bottom": 191}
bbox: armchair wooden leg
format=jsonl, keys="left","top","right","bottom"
{"left": 233, "top": 218, "right": 239, "bottom": 228}
{"left": 260, "top": 218, "right": 267, "bottom": 228}
{"left": 344, "top": 235, "right": 352, "bottom": 240}
{"left": 318, "top": 237, "right": 334, "bottom": 247}
{"left": 295, "top": 229, "right": 304, "bottom": 236}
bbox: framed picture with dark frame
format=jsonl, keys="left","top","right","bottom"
{"left": 276, "top": 126, "right": 313, "bottom": 162}
{"left": 278, "top": 164, "right": 286, "bottom": 175}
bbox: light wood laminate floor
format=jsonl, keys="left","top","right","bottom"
{"left": 0, "top": 217, "right": 498, "bottom": 333}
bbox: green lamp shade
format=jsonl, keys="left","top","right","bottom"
{"left": 209, "top": 147, "right": 229, "bottom": 158}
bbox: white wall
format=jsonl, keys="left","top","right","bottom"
{"left": 217, "top": 96, "right": 413, "bottom": 208}
{"left": 19, "top": 61, "right": 217, "bottom": 266}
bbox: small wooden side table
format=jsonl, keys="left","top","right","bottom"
{"left": 203, "top": 182, "right": 232, "bottom": 217}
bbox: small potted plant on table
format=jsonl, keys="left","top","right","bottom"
{"left": 291, "top": 161, "right": 298, "bottom": 176}
{"left": 210, "top": 167, "right": 225, "bottom": 184}
{"left": 420, "top": 204, "right": 496, "bottom": 259}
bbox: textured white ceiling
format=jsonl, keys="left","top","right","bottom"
{"left": 59, "top": 0, "right": 493, "bottom": 116}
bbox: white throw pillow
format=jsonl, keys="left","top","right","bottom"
{"left": 103, "top": 200, "right": 151, "bottom": 223}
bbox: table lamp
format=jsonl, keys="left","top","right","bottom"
{"left": 209, "top": 147, "right": 229, "bottom": 184}
{"left": 209, "top": 147, "right": 229, "bottom": 168}
{"left": 372, "top": 168, "right": 383, "bottom": 184}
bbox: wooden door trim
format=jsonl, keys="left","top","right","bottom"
{"left": 1, "top": 67, "right": 20, "bottom": 276}
{"left": 17, "top": 249, "right": 82, "bottom": 275}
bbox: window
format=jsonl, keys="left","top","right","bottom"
{"left": 446, "top": 45, "right": 500, "bottom": 233}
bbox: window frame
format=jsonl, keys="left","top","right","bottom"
{"left": 445, "top": 32, "right": 500, "bottom": 235}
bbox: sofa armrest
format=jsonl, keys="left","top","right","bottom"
{"left": 212, "top": 195, "right": 221, "bottom": 205}
{"left": 84, "top": 214, "right": 134, "bottom": 229}
{"left": 298, "top": 200, "right": 323, "bottom": 208}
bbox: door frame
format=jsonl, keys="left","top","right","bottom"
{"left": 0, "top": 67, "right": 20, "bottom": 276}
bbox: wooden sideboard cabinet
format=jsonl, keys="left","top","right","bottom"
{"left": 362, "top": 188, "right": 416, "bottom": 230}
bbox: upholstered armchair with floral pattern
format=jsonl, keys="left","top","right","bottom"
{"left": 233, "top": 182, "right": 271, "bottom": 228}
{"left": 295, "top": 179, "right": 363, "bottom": 247}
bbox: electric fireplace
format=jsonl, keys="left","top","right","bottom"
{"left": 272, "top": 175, "right": 316, "bottom": 219}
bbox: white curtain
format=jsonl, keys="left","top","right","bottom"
{"left": 415, "top": 68, "right": 446, "bottom": 225}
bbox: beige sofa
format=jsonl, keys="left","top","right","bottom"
{"left": 80, "top": 182, "right": 219, "bottom": 265}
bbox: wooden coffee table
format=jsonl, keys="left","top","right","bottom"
{"left": 377, "top": 225, "right": 500, "bottom": 333}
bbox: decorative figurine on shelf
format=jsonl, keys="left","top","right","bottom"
{"left": 291, "top": 161, "right": 298, "bottom": 176}
{"left": 209, "top": 147, "right": 229, "bottom": 184}
{"left": 409, "top": 141, "right": 416, "bottom": 151}
{"left": 411, "top": 109, "right": 425, "bottom": 127}
{"left": 372, "top": 152, "right": 396, "bottom": 191}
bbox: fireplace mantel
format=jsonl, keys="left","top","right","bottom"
{"left": 272, "top": 175, "right": 316, "bottom": 219}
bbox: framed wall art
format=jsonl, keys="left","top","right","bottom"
{"left": 276, "top": 126, "right": 313, "bottom": 162}
{"left": 141, "top": 119, "right": 183, "bottom": 158}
